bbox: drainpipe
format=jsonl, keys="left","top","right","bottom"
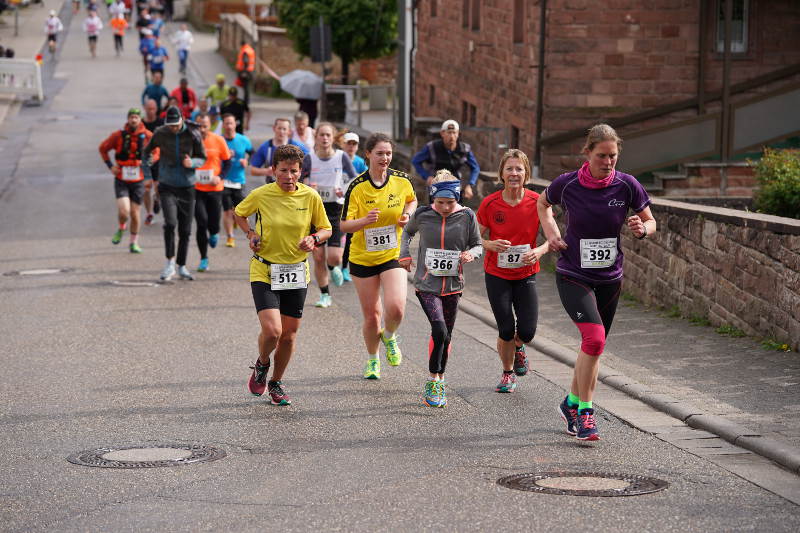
{"left": 533, "top": 0, "right": 547, "bottom": 180}
{"left": 697, "top": 0, "right": 707, "bottom": 115}
{"left": 720, "top": 0, "right": 733, "bottom": 195}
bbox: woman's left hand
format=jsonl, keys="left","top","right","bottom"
{"left": 398, "top": 213, "right": 410, "bottom": 228}
{"left": 521, "top": 249, "right": 540, "bottom": 265}
{"left": 627, "top": 215, "right": 645, "bottom": 238}
{"left": 459, "top": 251, "right": 474, "bottom": 264}
{"left": 298, "top": 236, "right": 315, "bottom": 252}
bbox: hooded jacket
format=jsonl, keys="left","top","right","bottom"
{"left": 143, "top": 122, "right": 206, "bottom": 188}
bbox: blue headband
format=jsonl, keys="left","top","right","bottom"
{"left": 430, "top": 180, "right": 461, "bottom": 202}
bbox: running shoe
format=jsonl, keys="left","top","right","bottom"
{"left": 342, "top": 267, "right": 351, "bottom": 282}
{"left": 558, "top": 397, "right": 578, "bottom": 436}
{"left": 177, "top": 265, "right": 195, "bottom": 280}
{"left": 225, "top": 236, "right": 235, "bottom": 248}
{"left": 111, "top": 228, "right": 124, "bottom": 245}
{"left": 423, "top": 380, "right": 446, "bottom": 408}
{"left": 314, "top": 293, "right": 332, "bottom": 308}
{"left": 513, "top": 345, "right": 529, "bottom": 376}
{"left": 159, "top": 260, "right": 175, "bottom": 281}
{"left": 495, "top": 372, "right": 517, "bottom": 393}
{"left": 576, "top": 408, "right": 600, "bottom": 441}
{"left": 330, "top": 266, "right": 344, "bottom": 287}
{"left": 209, "top": 233, "right": 219, "bottom": 248}
{"left": 144, "top": 213, "right": 154, "bottom": 226}
{"left": 380, "top": 330, "right": 402, "bottom": 366}
{"left": 197, "top": 258, "right": 209, "bottom": 272}
{"left": 129, "top": 243, "right": 143, "bottom": 254}
{"left": 268, "top": 381, "right": 291, "bottom": 406}
{"left": 363, "top": 358, "right": 380, "bottom": 379}
{"left": 247, "top": 359, "right": 270, "bottom": 396}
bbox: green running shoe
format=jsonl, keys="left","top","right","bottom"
{"left": 111, "top": 228, "right": 124, "bottom": 245}
{"left": 363, "top": 358, "right": 380, "bottom": 379}
{"left": 423, "top": 380, "right": 447, "bottom": 408}
{"left": 129, "top": 243, "right": 142, "bottom": 254}
{"left": 380, "top": 330, "right": 402, "bottom": 366}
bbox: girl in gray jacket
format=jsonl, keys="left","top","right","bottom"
{"left": 399, "top": 170, "right": 482, "bottom": 407}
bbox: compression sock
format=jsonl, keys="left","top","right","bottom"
{"left": 118, "top": 222, "right": 127, "bottom": 230}
{"left": 567, "top": 393, "right": 580, "bottom": 407}
{"left": 130, "top": 233, "right": 139, "bottom": 244}
{"left": 578, "top": 400, "right": 593, "bottom": 411}
{"left": 320, "top": 285, "right": 329, "bottom": 294}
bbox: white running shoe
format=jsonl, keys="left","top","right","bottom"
{"left": 160, "top": 260, "right": 176, "bottom": 281}
{"left": 177, "top": 265, "right": 195, "bottom": 280}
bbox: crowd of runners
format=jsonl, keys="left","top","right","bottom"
{"left": 90, "top": 4, "right": 658, "bottom": 442}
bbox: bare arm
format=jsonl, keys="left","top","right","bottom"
{"left": 537, "top": 192, "right": 567, "bottom": 251}
{"left": 627, "top": 206, "right": 656, "bottom": 239}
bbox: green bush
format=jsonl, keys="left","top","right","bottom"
{"left": 752, "top": 148, "right": 800, "bottom": 219}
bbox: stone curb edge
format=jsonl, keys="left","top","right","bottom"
{"left": 455, "top": 296, "right": 800, "bottom": 474}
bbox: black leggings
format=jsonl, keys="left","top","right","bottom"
{"left": 555, "top": 272, "right": 622, "bottom": 356}
{"left": 416, "top": 291, "right": 461, "bottom": 375}
{"left": 484, "top": 272, "right": 538, "bottom": 343}
{"left": 194, "top": 190, "right": 223, "bottom": 259}
{"left": 158, "top": 184, "right": 195, "bottom": 266}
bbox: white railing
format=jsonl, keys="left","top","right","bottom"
{"left": 0, "top": 59, "right": 44, "bottom": 102}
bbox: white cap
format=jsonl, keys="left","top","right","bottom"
{"left": 441, "top": 119, "right": 459, "bottom": 132}
{"left": 343, "top": 132, "right": 359, "bottom": 143}
{"left": 49, "top": 9, "right": 56, "bottom": 16}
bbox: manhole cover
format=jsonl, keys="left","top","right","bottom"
{"left": 4, "top": 268, "right": 73, "bottom": 276}
{"left": 67, "top": 444, "right": 226, "bottom": 469}
{"left": 109, "top": 280, "right": 160, "bottom": 287}
{"left": 497, "top": 471, "right": 668, "bottom": 497}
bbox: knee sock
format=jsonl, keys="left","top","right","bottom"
{"left": 567, "top": 393, "right": 580, "bottom": 407}
{"left": 578, "top": 400, "right": 593, "bottom": 411}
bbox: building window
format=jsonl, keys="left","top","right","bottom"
{"left": 471, "top": 0, "right": 481, "bottom": 31}
{"left": 468, "top": 103, "right": 477, "bottom": 127}
{"left": 428, "top": 85, "right": 435, "bottom": 107}
{"left": 510, "top": 126, "right": 520, "bottom": 149}
{"left": 431, "top": 0, "right": 437, "bottom": 17}
{"left": 513, "top": 0, "right": 524, "bottom": 44}
{"left": 461, "top": 100, "right": 469, "bottom": 125}
{"left": 463, "top": 0, "right": 469, "bottom": 28}
{"left": 716, "top": 0, "right": 748, "bottom": 53}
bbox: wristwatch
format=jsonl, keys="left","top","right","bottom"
{"left": 312, "top": 234, "right": 321, "bottom": 245}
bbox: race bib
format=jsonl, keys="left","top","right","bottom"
{"left": 498, "top": 244, "right": 531, "bottom": 269}
{"left": 317, "top": 186, "right": 337, "bottom": 202}
{"left": 269, "top": 262, "right": 307, "bottom": 290}
{"left": 425, "top": 248, "right": 460, "bottom": 277}
{"left": 223, "top": 180, "right": 242, "bottom": 189}
{"left": 364, "top": 225, "right": 398, "bottom": 252}
{"left": 121, "top": 166, "right": 140, "bottom": 181}
{"left": 195, "top": 169, "right": 213, "bottom": 184}
{"left": 580, "top": 238, "right": 617, "bottom": 268}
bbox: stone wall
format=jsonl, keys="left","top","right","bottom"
{"left": 621, "top": 199, "right": 800, "bottom": 350}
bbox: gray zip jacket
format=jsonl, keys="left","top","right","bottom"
{"left": 143, "top": 122, "right": 206, "bottom": 187}
{"left": 400, "top": 205, "right": 482, "bottom": 295}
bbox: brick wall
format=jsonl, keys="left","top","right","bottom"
{"left": 622, "top": 199, "right": 800, "bottom": 350}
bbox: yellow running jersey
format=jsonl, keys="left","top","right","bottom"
{"left": 341, "top": 169, "right": 416, "bottom": 267}
{"left": 235, "top": 182, "right": 331, "bottom": 283}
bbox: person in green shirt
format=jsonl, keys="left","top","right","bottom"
{"left": 205, "top": 73, "right": 230, "bottom": 107}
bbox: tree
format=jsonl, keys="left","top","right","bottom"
{"left": 275, "top": 0, "right": 397, "bottom": 84}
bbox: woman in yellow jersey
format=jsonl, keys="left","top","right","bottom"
{"left": 341, "top": 133, "right": 417, "bottom": 379}
{"left": 233, "top": 145, "right": 332, "bottom": 406}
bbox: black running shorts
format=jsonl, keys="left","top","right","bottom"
{"left": 251, "top": 281, "right": 307, "bottom": 319}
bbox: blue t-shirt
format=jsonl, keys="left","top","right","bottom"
{"left": 545, "top": 170, "right": 651, "bottom": 284}
{"left": 151, "top": 18, "right": 164, "bottom": 37}
{"left": 149, "top": 47, "right": 169, "bottom": 70}
{"left": 351, "top": 154, "right": 367, "bottom": 175}
{"left": 250, "top": 139, "right": 310, "bottom": 169}
{"left": 223, "top": 133, "right": 253, "bottom": 184}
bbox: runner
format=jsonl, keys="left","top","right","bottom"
{"left": 110, "top": 13, "right": 128, "bottom": 57}
{"left": 301, "top": 122, "right": 357, "bottom": 307}
{"left": 82, "top": 10, "right": 103, "bottom": 59}
{"left": 44, "top": 10, "right": 64, "bottom": 57}
{"left": 249, "top": 118, "right": 309, "bottom": 183}
{"left": 412, "top": 119, "right": 481, "bottom": 201}
{"left": 170, "top": 77, "right": 197, "bottom": 119}
{"left": 204, "top": 74, "right": 229, "bottom": 108}
{"left": 171, "top": 23, "right": 193, "bottom": 75}
{"left": 141, "top": 70, "right": 169, "bottom": 113}
{"left": 235, "top": 40, "right": 255, "bottom": 105}
{"left": 291, "top": 111, "right": 315, "bottom": 150}
{"left": 192, "top": 113, "right": 232, "bottom": 272}
{"left": 190, "top": 99, "right": 209, "bottom": 122}
{"left": 234, "top": 145, "right": 332, "bottom": 406}
{"left": 98, "top": 108, "right": 153, "bottom": 253}
{"left": 220, "top": 113, "right": 253, "bottom": 248}
{"left": 219, "top": 86, "right": 250, "bottom": 134}
{"left": 399, "top": 170, "right": 482, "bottom": 407}
{"left": 340, "top": 133, "right": 417, "bottom": 379}
{"left": 141, "top": 99, "right": 163, "bottom": 225}
{"left": 143, "top": 106, "right": 207, "bottom": 281}
{"left": 538, "top": 124, "right": 656, "bottom": 441}
{"left": 138, "top": 28, "right": 154, "bottom": 81}
{"left": 476, "top": 149, "right": 551, "bottom": 393}
{"left": 135, "top": 8, "right": 151, "bottom": 41}
{"left": 147, "top": 37, "right": 169, "bottom": 78}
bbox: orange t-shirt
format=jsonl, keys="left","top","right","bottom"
{"left": 110, "top": 18, "right": 128, "bottom": 37}
{"left": 195, "top": 132, "right": 232, "bottom": 192}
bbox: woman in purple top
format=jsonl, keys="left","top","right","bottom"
{"left": 537, "top": 124, "right": 657, "bottom": 441}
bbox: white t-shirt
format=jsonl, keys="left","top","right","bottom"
{"left": 292, "top": 128, "right": 315, "bottom": 150}
{"left": 83, "top": 16, "right": 103, "bottom": 37}
{"left": 45, "top": 17, "right": 63, "bottom": 35}
{"left": 308, "top": 150, "right": 346, "bottom": 205}
{"left": 172, "top": 30, "right": 194, "bottom": 51}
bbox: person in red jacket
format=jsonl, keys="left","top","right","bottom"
{"left": 170, "top": 77, "right": 197, "bottom": 119}
{"left": 98, "top": 108, "right": 154, "bottom": 253}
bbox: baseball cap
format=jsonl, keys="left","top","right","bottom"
{"left": 215, "top": 73, "right": 226, "bottom": 82}
{"left": 127, "top": 107, "right": 142, "bottom": 117}
{"left": 343, "top": 132, "right": 359, "bottom": 143}
{"left": 164, "top": 106, "right": 182, "bottom": 126}
{"left": 441, "top": 119, "right": 459, "bottom": 132}
{"left": 49, "top": 10, "right": 56, "bottom": 16}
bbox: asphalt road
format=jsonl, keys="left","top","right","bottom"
{"left": 1, "top": 10, "right": 799, "bottom": 533}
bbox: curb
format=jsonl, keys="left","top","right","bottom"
{"left": 455, "top": 294, "right": 800, "bottom": 475}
